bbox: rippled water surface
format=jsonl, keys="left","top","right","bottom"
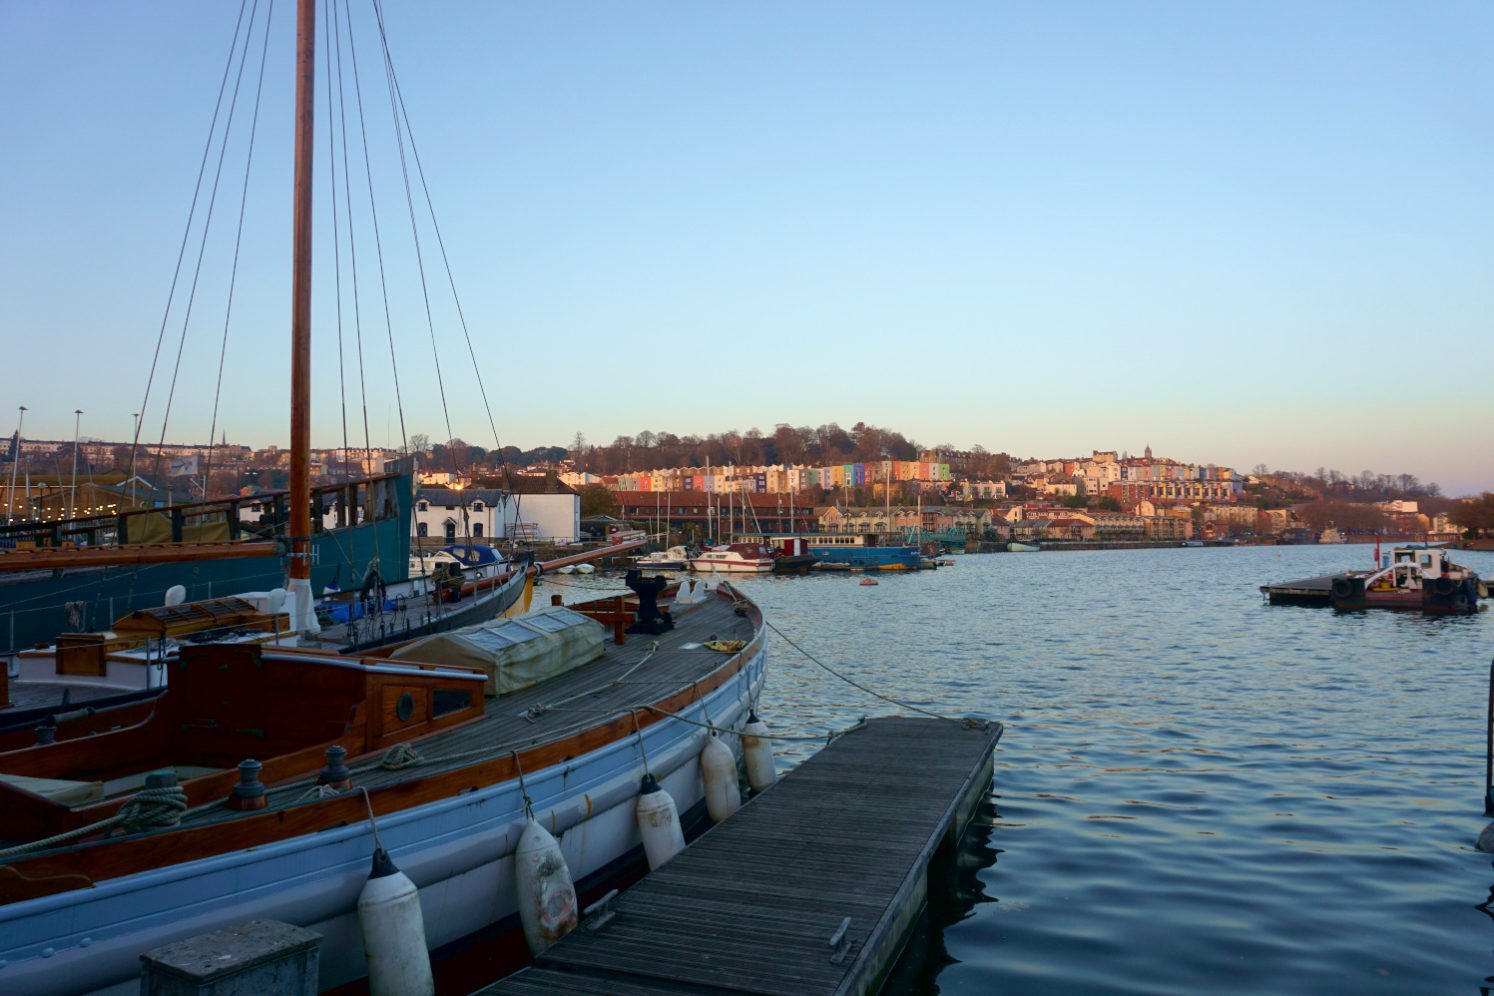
{"left": 707, "top": 545, "right": 1494, "bottom": 994}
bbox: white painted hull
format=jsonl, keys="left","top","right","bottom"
{"left": 0, "top": 646, "right": 767, "bottom": 995}
{"left": 688, "top": 560, "right": 773, "bottom": 573}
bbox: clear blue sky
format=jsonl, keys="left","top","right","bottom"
{"left": 2, "top": 1, "right": 1490, "bottom": 494}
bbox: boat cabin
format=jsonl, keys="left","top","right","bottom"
{"left": 0, "top": 644, "right": 486, "bottom": 843}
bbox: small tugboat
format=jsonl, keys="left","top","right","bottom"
{"left": 1263, "top": 546, "right": 1487, "bottom": 610}
{"left": 1330, "top": 547, "right": 1485, "bottom": 614}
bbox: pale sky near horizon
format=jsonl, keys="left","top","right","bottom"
{"left": 1, "top": 2, "right": 1490, "bottom": 495}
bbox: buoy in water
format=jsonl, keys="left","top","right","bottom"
{"left": 741, "top": 711, "right": 776, "bottom": 794}
{"left": 700, "top": 730, "right": 741, "bottom": 822}
{"left": 358, "top": 848, "right": 434, "bottom": 996}
{"left": 515, "top": 816, "right": 578, "bottom": 955}
{"left": 860, "top": 577, "right": 879, "bottom": 586}
{"left": 634, "top": 772, "right": 686, "bottom": 869}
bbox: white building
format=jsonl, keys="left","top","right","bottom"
{"left": 414, "top": 488, "right": 506, "bottom": 543}
{"left": 413, "top": 482, "right": 582, "bottom": 544}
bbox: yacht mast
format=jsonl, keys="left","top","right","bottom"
{"left": 288, "top": 0, "right": 318, "bottom": 631}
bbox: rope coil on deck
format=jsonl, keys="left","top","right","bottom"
{"left": 0, "top": 784, "right": 190, "bottom": 859}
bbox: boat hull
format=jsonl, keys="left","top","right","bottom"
{"left": 807, "top": 544, "right": 920, "bottom": 571}
{"left": 688, "top": 560, "right": 774, "bottom": 573}
{"left": 0, "top": 643, "right": 766, "bottom": 994}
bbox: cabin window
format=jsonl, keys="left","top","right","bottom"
{"left": 433, "top": 688, "right": 473, "bottom": 717}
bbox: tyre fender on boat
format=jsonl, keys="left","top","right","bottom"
{"left": 1331, "top": 578, "right": 1354, "bottom": 600}
{"left": 634, "top": 772, "right": 686, "bottom": 870}
{"left": 700, "top": 729, "right": 742, "bottom": 823}
{"left": 741, "top": 711, "right": 777, "bottom": 794}
{"left": 1431, "top": 577, "right": 1457, "bottom": 597}
{"left": 357, "top": 848, "right": 434, "bottom": 996}
{"left": 515, "top": 816, "right": 578, "bottom": 955}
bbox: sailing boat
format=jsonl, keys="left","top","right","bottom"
{"left": 0, "top": 5, "right": 765, "bottom": 992}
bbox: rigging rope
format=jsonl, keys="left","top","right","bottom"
{"left": 371, "top": 0, "right": 510, "bottom": 472}
{"left": 330, "top": 0, "right": 376, "bottom": 465}
{"left": 205, "top": 0, "right": 277, "bottom": 499}
{"left": 342, "top": 0, "right": 410, "bottom": 458}
{"left": 129, "top": 0, "right": 252, "bottom": 496}
{"left": 369, "top": 0, "right": 455, "bottom": 469}
{"left": 151, "top": 0, "right": 265, "bottom": 485}
{"left": 370, "top": 0, "right": 528, "bottom": 540}
{"left": 322, "top": 0, "right": 356, "bottom": 582}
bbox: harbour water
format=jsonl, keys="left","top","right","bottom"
{"left": 716, "top": 544, "right": 1494, "bottom": 994}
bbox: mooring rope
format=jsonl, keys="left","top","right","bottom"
{"left": 762, "top": 617, "right": 975, "bottom": 726}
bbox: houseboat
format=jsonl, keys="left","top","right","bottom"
{"left": 806, "top": 534, "right": 920, "bottom": 571}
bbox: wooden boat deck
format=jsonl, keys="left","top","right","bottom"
{"left": 174, "top": 591, "right": 753, "bottom": 829}
{"left": 479, "top": 715, "right": 1003, "bottom": 996}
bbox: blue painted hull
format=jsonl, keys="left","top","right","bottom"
{"left": 808, "top": 544, "right": 921, "bottom": 571}
{"left": 1, "top": 480, "right": 413, "bottom": 655}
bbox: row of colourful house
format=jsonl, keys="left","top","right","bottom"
{"left": 563, "top": 461, "right": 952, "bottom": 496}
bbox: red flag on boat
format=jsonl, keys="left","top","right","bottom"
{"left": 1374, "top": 535, "right": 1380, "bottom": 566}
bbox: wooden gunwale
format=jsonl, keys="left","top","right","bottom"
{"left": 1, "top": 590, "right": 762, "bottom": 900}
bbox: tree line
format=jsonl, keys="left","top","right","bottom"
{"left": 567, "top": 422, "right": 926, "bottom": 475}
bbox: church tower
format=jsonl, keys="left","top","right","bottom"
{"left": 1144, "top": 444, "right": 1153, "bottom": 461}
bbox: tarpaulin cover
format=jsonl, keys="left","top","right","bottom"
{"left": 390, "top": 605, "right": 605, "bottom": 697}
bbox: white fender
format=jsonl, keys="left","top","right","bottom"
{"left": 700, "top": 730, "right": 741, "bottom": 823}
{"left": 741, "top": 711, "right": 777, "bottom": 794}
{"left": 634, "top": 772, "right": 686, "bottom": 870}
{"left": 357, "top": 849, "right": 434, "bottom": 996}
{"left": 515, "top": 816, "right": 578, "bottom": 955}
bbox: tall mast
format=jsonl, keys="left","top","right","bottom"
{"left": 288, "top": 0, "right": 318, "bottom": 620}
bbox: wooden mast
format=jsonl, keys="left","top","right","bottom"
{"left": 289, "top": 0, "right": 315, "bottom": 589}
{"left": 286, "top": 0, "right": 319, "bottom": 634}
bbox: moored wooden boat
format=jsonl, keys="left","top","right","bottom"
{"left": 0, "top": 580, "right": 766, "bottom": 993}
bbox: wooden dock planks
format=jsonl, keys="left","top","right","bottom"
{"left": 478, "top": 715, "right": 1002, "bottom": 996}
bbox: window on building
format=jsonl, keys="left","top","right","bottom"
{"left": 417, "top": 522, "right": 428, "bottom": 537}
{"left": 444, "top": 520, "right": 456, "bottom": 541}
{"left": 473, "top": 523, "right": 483, "bottom": 537}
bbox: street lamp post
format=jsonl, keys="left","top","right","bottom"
{"left": 6, "top": 405, "right": 25, "bottom": 525}
{"left": 69, "top": 409, "right": 83, "bottom": 522}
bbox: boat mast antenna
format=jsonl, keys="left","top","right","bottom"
{"left": 288, "top": 0, "right": 319, "bottom": 634}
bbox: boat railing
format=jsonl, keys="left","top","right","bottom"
{"left": 0, "top": 474, "right": 405, "bottom": 555}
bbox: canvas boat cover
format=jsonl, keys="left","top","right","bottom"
{"left": 390, "top": 606, "right": 605, "bottom": 697}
